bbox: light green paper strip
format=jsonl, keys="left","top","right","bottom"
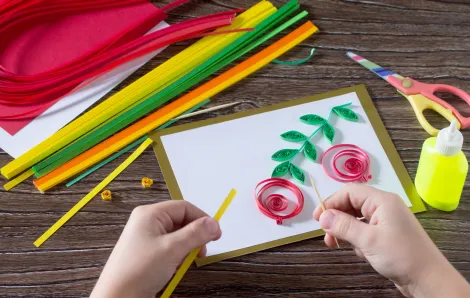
{"left": 65, "top": 99, "right": 211, "bottom": 187}
{"left": 273, "top": 47, "right": 315, "bottom": 65}
{"left": 64, "top": 137, "right": 146, "bottom": 187}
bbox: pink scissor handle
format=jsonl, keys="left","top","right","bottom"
{"left": 388, "top": 76, "right": 470, "bottom": 129}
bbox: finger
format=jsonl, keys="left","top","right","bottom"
{"left": 140, "top": 200, "right": 209, "bottom": 233}
{"left": 323, "top": 184, "right": 388, "bottom": 220}
{"left": 198, "top": 245, "right": 207, "bottom": 258}
{"left": 354, "top": 248, "right": 365, "bottom": 259}
{"left": 162, "top": 217, "right": 221, "bottom": 262}
{"left": 313, "top": 205, "right": 322, "bottom": 220}
{"left": 319, "top": 209, "right": 374, "bottom": 248}
{"left": 324, "top": 233, "right": 339, "bottom": 248}
{"left": 175, "top": 245, "right": 207, "bottom": 266}
{"left": 313, "top": 205, "right": 360, "bottom": 222}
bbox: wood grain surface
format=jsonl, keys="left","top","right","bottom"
{"left": 1, "top": 0, "right": 470, "bottom": 297}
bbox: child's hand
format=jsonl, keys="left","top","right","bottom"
{"left": 90, "top": 201, "right": 221, "bottom": 298}
{"left": 313, "top": 184, "right": 470, "bottom": 298}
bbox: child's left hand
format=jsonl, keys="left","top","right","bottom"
{"left": 90, "top": 201, "right": 221, "bottom": 298}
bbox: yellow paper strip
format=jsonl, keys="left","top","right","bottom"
{"left": 160, "top": 188, "right": 237, "bottom": 298}
{"left": 1, "top": 1, "right": 275, "bottom": 180}
{"left": 3, "top": 168, "right": 34, "bottom": 191}
{"left": 34, "top": 23, "right": 317, "bottom": 192}
{"left": 33, "top": 138, "right": 153, "bottom": 247}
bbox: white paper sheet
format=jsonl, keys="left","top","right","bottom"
{"left": 0, "top": 21, "right": 168, "bottom": 158}
{"left": 158, "top": 92, "right": 413, "bottom": 257}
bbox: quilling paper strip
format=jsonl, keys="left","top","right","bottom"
{"left": 31, "top": 2, "right": 288, "bottom": 177}
{"left": 33, "top": 138, "right": 153, "bottom": 247}
{"left": 34, "top": 20, "right": 318, "bottom": 192}
{"left": 3, "top": 168, "right": 34, "bottom": 191}
{"left": 1, "top": 1, "right": 273, "bottom": 179}
{"left": 65, "top": 99, "right": 210, "bottom": 187}
{"left": 160, "top": 188, "right": 237, "bottom": 298}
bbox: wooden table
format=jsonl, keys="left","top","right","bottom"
{"left": 1, "top": 1, "right": 469, "bottom": 297}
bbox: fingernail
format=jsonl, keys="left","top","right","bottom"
{"left": 320, "top": 210, "right": 335, "bottom": 230}
{"left": 204, "top": 217, "right": 219, "bottom": 236}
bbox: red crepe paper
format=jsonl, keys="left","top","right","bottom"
{"left": 0, "top": 0, "right": 161, "bottom": 134}
{"left": 0, "top": 0, "right": 238, "bottom": 135}
{"left": 255, "top": 178, "right": 304, "bottom": 225}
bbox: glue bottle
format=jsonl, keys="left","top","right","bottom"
{"left": 415, "top": 120, "right": 468, "bottom": 211}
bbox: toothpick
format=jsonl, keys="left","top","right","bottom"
{"left": 172, "top": 102, "right": 240, "bottom": 120}
{"left": 308, "top": 173, "right": 340, "bottom": 248}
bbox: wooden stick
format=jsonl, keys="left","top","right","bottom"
{"left": 172, "top": 102, "right": 241, "bottom": 120}
{"left": 308, "top": 173, "right": 340, "bottom": 248}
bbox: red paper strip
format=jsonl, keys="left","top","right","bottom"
{"left": 255, "top": 178, "right": 304, "bottom": 225}
{"left": 321, "top": 144, "right": 372, "bottom": 183}
{"left": 0, "top": 0, "right": 237, "bottom": 135}
{"left": 0, "top": 12, "right": 237, "bottom": 104}
{"left": 0, "top": 0, "right": 163, "bottom": 134}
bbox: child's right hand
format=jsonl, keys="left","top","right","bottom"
{"left": 313, "top": 184, "right": 470, "bottom": 298}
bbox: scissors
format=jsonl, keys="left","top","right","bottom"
{"left": 347, "top": 52, "right": 470, "bottom": 136}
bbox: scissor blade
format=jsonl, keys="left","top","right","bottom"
{"left": 347, "top": 52, "right": 404, "bottom": 81}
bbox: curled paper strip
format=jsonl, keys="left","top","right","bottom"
{"left": 272, "top": 47, "right": 315, "bottom": 65}
{"left": 321, "top": 144, "right": 371, "bottom": 183}
{"left": 255, "top": 178, "right": 304, "bottom": 225}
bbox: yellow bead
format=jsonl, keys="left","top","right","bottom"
{"left": 101, "top": 190, "right": 112, "bottom": 201}
{"left": 141, "top": 177, "right": 153, "bottom": 188}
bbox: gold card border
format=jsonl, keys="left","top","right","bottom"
{"left": 150, "top": 84, "right": 426, "bottom": 266}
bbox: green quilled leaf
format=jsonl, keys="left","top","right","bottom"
{"left": 322, "top": 123, "right": 335, "bottom": 144}
{"left": 300, "top": 114, "right": 325, "bottom": 125}
{"left": 271, "top": 161, "right": 290, "bottom": 178}
{"left": 271, "top": 149, "right": 299, "bottom": 162}
{"left": 281, "top": 130, "right": 307, "bottom": 142}
{"left": 289, "top": 163, "right": 305, "bottom": 184}
{"left": 303, "top": 141, "right": 317, "bottom": 162}
{"left": 333, "top": 107, "right": 359, "bottom": 121}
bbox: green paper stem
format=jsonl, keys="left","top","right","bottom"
{"left": 65, "top": 99, "right": 211, "bottom": 187}
{"left": 272, "top": 47, "right": 315, "bottom": 65}
{"left": 33, "top": 1, "right": 306, "bottom": 178}
{"left": 271, "top": 102, "right": 357, "bottom": 182}
{"left": 298, "top": 111, "right": 334, "bottom": 152}
{"left": 276, "top": 103, "right": 346, "bottom": 165}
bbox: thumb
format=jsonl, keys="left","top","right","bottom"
{"left": 162, "top": 217, "right": 221, "bottom": 262}
{"left": 319, "top": 209, "right": 372, "bottom": 248}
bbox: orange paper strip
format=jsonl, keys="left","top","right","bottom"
{"left": 34, "top": 22, "right": 317, "bottom": 192}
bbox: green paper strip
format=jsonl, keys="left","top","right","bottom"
{"left": 65, "top": 137, "right": 147, "bottom": 187}
{"left": 33, "top": 0, "right": 304, "bottom": 177}
{"left": 273, "top": 47, "right": 315, "bottom": 65}
{"left": 65, "top": 99, "right": 211, "bottom": 187}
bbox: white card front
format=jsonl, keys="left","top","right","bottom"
{"left": 159, "top": 92, "right": 412, "bottom": 258}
